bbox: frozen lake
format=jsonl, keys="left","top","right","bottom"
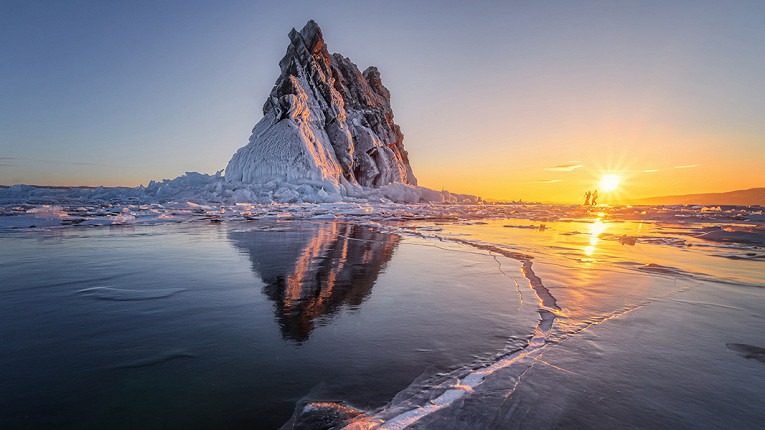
{"left": 1, "top": 204, "right": 764, "bottom": 429}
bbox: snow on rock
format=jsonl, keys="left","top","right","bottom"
{"left": 356, "top": 184, "right": 482, "bottom": 205}
{"left": 225, "top": 20, "right": 417, "bottom": 193}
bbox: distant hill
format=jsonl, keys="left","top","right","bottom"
{"left": 632, "top": 188, "right": 765, "bottom": 206}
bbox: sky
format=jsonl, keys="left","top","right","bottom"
{"left": 1, "top": 0, "right": 764, "bottom": 203}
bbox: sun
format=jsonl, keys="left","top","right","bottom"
{"left": 599, "top": 174, "right": 621, "bottom": 192}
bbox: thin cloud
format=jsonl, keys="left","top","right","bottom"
{"left": 545, "top": 164, "right": 583, "bottom": 172}
{"left": 643, "top": 169, "right": 660, "bottom": 173}
{"left": 37, "top": 159, "right": 123, "bottom": 168}
{"left": 674, "top": 164, "right": 699, "bottom": 169}
{"left": 536, "top": 179, "right": 562, "bottom": 184}
{"left": 0, "top": 157, "right": 122, "bottom": 168}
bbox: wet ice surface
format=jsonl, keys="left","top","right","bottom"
{"left": 0, "top": 221, "right": 537, "bottom": 429}
{"left": 1, "top": 203, "right": 764, "bottom": 429}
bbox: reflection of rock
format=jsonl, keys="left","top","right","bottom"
{"left": 228, "top": 222, "right": 399, "bottom": 342}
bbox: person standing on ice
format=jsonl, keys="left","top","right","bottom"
{"left": 591, "top": 190, "right": 599, "bottom": 206}
{"left": 584, "top": 190, "right": 592, "bottom": 206}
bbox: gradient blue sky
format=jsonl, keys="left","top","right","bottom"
{"left": 2, "top": 0, "right": 764, "bottom": 201}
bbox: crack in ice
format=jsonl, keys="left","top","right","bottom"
{"left": 341, "top": 238, "right": 560, "bottom": 430}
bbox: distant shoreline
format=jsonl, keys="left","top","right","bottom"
{"left": 631, "top": 187, "right": 765, "bottom": 207}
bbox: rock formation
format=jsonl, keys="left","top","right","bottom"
{"left": 225, "top": 20, "right": 417, "bottom": 192}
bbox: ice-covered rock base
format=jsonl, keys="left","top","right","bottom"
{"left": 0, "top": 172, "right": 480, "bottom": 207}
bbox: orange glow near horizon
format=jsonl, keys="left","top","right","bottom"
{"left": 415, "top": 151, "right": 763, "bottom": 204}
{"left": 411, "top": 118, "right": 765, "bottom": 204}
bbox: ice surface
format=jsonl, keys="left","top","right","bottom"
{"left": 0, "top": 200, "right": 765, "bottom": 428}
{"left": 1, "top": 188, "right": 763, "bottom": 238}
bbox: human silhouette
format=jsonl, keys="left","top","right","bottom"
{"left": 591, "top": 190, "right": 599, "bottom": 206}
{"left": 584, "top": 191, "right": 592, "bottom": 206}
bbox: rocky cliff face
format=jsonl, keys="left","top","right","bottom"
{"left": 225, "top": 20, "right": 417, "bottom": 191}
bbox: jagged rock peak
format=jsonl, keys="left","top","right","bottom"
{"left": 226, "top": 20, "right": 417, "bottom": 191}
{"left": 296, "top": 19, "right": 324, "bottom": 52}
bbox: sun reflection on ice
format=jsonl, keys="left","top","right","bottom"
{"left": 584, "top": 217, "right": 608, "bottom": 258}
